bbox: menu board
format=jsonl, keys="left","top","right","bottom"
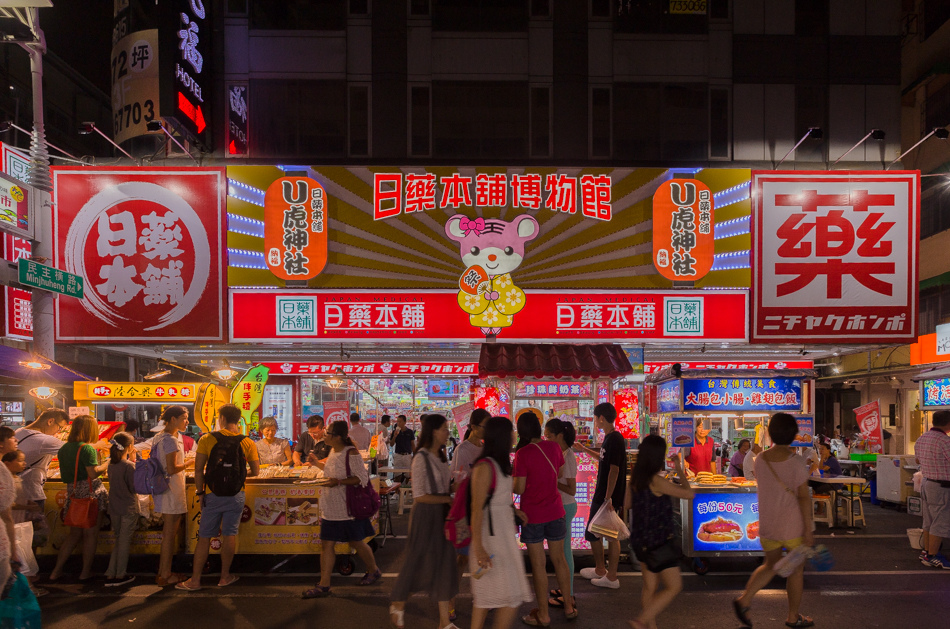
{"left": 692, "top": 491, "right": 760, "bottom": 553}
{"left": 571, "top": 451, "right": 599, "bottom": 550}
{"left": 670, "top": 416, "right": 695, "bottom": 448}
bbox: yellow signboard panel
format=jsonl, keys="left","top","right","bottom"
{"left": 74, "top": 381, "right": 201, "bottom": 403}
{"left": 195, "top": 382, "right": 232, "bottom": 433}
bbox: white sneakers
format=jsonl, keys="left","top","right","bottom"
{"left": 591, "top": 575, "right": 620, "bottom": 589}
{"left": 579, "top": 567, "right": 601, "bottom": 579}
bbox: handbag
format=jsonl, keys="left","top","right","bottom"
{"left": 0, "top": 573, "right": 42, "bottom": 628}
{"left": 63, "top": 444, "right": 99, "bottom": 529}
{"left": 640, "top": 537, "right": 680, "bottom": 572}
{"left": 344, "top": 447, "right": 380, "bottom": 519}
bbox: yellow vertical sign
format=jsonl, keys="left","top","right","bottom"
{"left": 230, "top": 365, "right": 270, "bottom": 434}
{"left": 195, "top": 383, "right": 231, "bottom": 434}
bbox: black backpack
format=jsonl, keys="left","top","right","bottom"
{"left": 204, "top": 432, "right": 248, "bottom": 497}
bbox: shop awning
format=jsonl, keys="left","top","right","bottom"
{"left": 0, "top": 345, "right": 91, "bottom": 384}
{"left": 478, "top": 343, "right": 633, "bottom": 380}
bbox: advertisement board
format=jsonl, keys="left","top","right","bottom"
{"left": 790, "top": 416, "right": 815, "bottom": 448}
{"left": 111, "top": 29, "right": 160, "bottom": 144}
{"left": 262, "top": 361, "right": 476, "bottom": 377}
{"left": 52, "top": 167, "right": 227, "bottom": 342}
{"left": 751, "top": 171, "right": 919, "bottom": 343}
{"left": 854, "top": 401, "right": 884, "bottom": 453}
{"left": 159, "top": 0, "right": 212, "bottom": 145}
{"left": 0, "top": 170, "right": 34, "bottom": 240}
{"left": 691, "top": 491, "right": 760, "bottom": 553}
{"left": 323, "top": 400, "right": 350, "bottom": 425}
{"left": 263, "top": 177, "right": 328, "bottom": 281}
{"left": 652, "top": 179, "right": 714, "bottom": 281}
{"left": 656, "top": 380, "right": 682, "bottom": 413}
{"left": 74, "top": 381, "right": 199, "bottom": 403}
{"left": 670, "top": 416, "right": 695, "bottom": 448}
{"left": 922, "top": 378, "right": 950, "bottom": 409}
{"left": 230, "top": 289, "right": 748, "bottom": 343}
{"left": 682, "top": 378, "right": 803, "bottom": 412}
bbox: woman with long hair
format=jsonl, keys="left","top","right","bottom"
{"left": 733, "top": 413, "right": 815, "bottom": 628}
{"left": 470, "top": 417, "right": 532, "bottom": 629}
{"left": 390, "top": 414, "right": 460, "bottom": 629}
{"left": 625, "top": 435, "right": 694, "bottom": 629}
{"left": 153, "top": 405, "right": 193, "bottom": 586}
{"left": 513, "top": 413, "right": 575, "bottom": 625}
{"left": 303, "top": 420, "right": 380, "bottom": 598}
{"left": 544, "top": 418, "right": 578, "bottom": 612}
{"left": 49, "top": 416, "right": 110, "bottom": 581}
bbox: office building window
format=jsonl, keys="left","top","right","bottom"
{"left": 709, "top": 87, "right": 730, "bottom": 159}
{"left": 795, "top": 0, "right": 829, "bottom": 36}
{"left": 710, "top": 0, "right": 729, "bottom": 20}
{"left": 410, "top": 0, "right": 431, "bottom": 16}
{"left": 250, "top": 80, "right": 346, "bottom": 157}
{"left": 349, "top": 86, "right": 370, "bottom": 157}
{"left": 250, "top": 0, "right": 347, "bottom": 30}
{"left": 432, "top": 82, "right": 528, "bottom": 158}
{"left": 349, "top": 0, "right": 369, "bottom": 15}
{"left": 615, "top": 0, "right": 707, "bottom": 34}
{"left": 530, "top": 86, "right": 551, "bottom": 157}
{"left": 433, "top": 0, "right": 528, "bottom": 31}
{"left": 590, "top": 0, "right": 610, "bottom": 18}
{"left": 227, "top": 0, "right": 248, "bottom": 14}
{"left": 531, "top": 0, "right": 550, "bottom": 17}
{"left": 794, "top": 84, "right": 827, "bottom": 162}
{"left": 923, "top": 0, "right": 950, "bottom": 40}
{"left": 921, "top": 175, "right": 950, "bottom": 240}
{"left": 613, "top": 83, "right": 708, "bottom": 161}
{"left": 920, "top": 284, "right": 950, "bottom": 335}
{"left": 590, "top": 87, "right": 611, "bottom": 158}
{"left": 926, "top": 81, "right": 950, "bottom": 134}
{"left": 410, "top": 86, "right": 431, "bottom": 157}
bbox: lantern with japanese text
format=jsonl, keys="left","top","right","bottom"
{"left": 263, "top": 177, "right": 329, "bottom": 281}
{"left": 652, "top": 179, "right": 714, "bottom": 281}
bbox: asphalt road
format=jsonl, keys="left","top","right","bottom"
{"left": 36, "top": 502, "right": 950, "bottom": 629}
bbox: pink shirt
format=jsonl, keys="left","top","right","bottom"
{"left": 754, "top": 453, "right": 809, "bottom": 542}
{"left": 513, "top": 440, "right": 565, "bottom": 525}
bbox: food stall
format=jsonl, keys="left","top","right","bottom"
{"left": 478, "top": 342, "right": 633, "bottom": 551}
{"left": 647, "top": 365, "right": 817, "bottom": 573}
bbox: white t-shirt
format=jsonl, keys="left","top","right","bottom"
{"left": 743, "top": 450, "right": 757, "bottom": 480}
{"left": 14, "top": 428, "right": 65, "bottom": 501}
{"left": 349, "top": 423, "right": 371, "bottom": 451}
{"left": 559, "top": 448, "right": 578, "bottom": 505}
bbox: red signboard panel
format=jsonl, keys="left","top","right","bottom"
{"left": 261, "top": 362, "right": 477, "bottom": 376}
{"left": 230, "top": 289, "right": 748, "bottom": 342}
{"left": 52, "top": 167, "right": 227, "bottom": 342}
{"left": 751, "top": 171, "right": 919, "bottom": 343}
{"left": 644, "top": 361, "right": 814, "bottom": 374}
{"left": 652, "top": 179, "right": 714, "bottom": 281}
{"left": 2, "top": 233, "right": 31, "bottom": 340}
{"left": 263, "top": 177, "right": 328, "bottom": 280}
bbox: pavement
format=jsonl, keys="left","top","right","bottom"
{"left": 35, "top": 500, "right": 950, "bottom": 629}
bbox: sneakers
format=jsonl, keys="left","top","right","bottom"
{"left": 928, "top": 553, "right": 950, "bottom": 569}
{"left": 579, "top": 567, "right": 604, "bottom": 580}
{"left": 591, "top": 575, "right": 620, "bottom": 589}
{"left": 104, "top": 575, "right": 135, "bottom": 587}
{"left": 919, "top": 550, "right": 931, "bottom": 567}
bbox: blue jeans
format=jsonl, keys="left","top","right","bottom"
{"left": 198, "top": 492, "right": 246, "bottom": 538}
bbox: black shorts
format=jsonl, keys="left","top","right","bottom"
{"left": 585, "top": 499, "right": 604, "bottom": 543}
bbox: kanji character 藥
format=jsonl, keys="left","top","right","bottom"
{"left": 405, "top": 173, "right": 437, "bottom": 213}
{"left": 349, "top": 306, "right": 371, "bottom": 328}
{"left": 138, "top": 211, "right": 184, "bottom": 260}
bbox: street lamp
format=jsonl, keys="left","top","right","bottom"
{"left": 887, "top": 127, "right": 950, "bottom": 170}
{"left": 211, "top": 361, "right": 239, "bottom": 381}
{"left": 146, "top": 119, "right": 199, "bottom": 165}
{"left": 28, "top": 385, "right": 56, "bottom": 400}
{"left": 79, "top": 121, "right": 139, "bottom": 164}
{"left": 776, "top": 127, "right": 823, "bottom": 167}
{"left": 18, "top": 357, "right": 49, "bottom": 370}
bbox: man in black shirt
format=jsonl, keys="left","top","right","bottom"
{"left": 293, "top": 415, "right": 331, "bottom": 466}
{"left": 573, "top": 402, "right": 626, "bottom": 589}
{"left": 388, "top": 414, "right": 415, "bottom": 472}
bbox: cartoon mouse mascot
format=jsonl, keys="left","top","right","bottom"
{"left": 445, "top": 214, "right": 540, "bottom": 340}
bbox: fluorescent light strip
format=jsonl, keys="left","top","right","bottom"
{"left": 228, "top": 247, "right": 268, "bottom": 270}
{"left": 227, "top": 179, "right": 266, "bottom": 207}
{"left": 227, "top": 213, "right": 265, "bottom": 238}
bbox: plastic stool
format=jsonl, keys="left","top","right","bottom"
{"left": 397, "top": 487, "right": 413, "bottom": 515}
{"left": 812, "top": 494, "right": 835, "bottom": 527}
{"left": 840, "top": 494, "right": 866, "bottom": 528}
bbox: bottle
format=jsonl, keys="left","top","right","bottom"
{"left": 774, "top": 545, "right": 811, "bottom": 577}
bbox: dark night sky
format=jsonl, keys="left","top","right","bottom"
{"left": 42, "top": 0, "right": 113, "bottom": 94}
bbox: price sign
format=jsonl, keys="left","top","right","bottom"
{"left": 111, "top": 29, "right": 159, "bottom": 144}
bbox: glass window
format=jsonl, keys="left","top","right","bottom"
{"left": 591, "top": 87, "right": 611, "bottom": 158}
{"left": 250, "top": 0, "right": 347, "bottom": 30}
{"left": 613, "top": 83, "right": 708, "bottom": 161}
{"left": 794, "top": 84, "right": 827, "bottom": 162}
{"left": 531, "top": 0, "right": 550, "bottom": 17}
{"left": 432, "top": 0, "right": 528, "bottom": 32}
{"left": 227, "top": 0, "right": 248, "bottom": 15}
{"left": 614, "top": 0, "right": 707, "bottom": 34}
{"left": 926, "top": 81, "right": 950, "bottom": 135}
{"left": 349, "top": 0, "right": 369, "bottom": 15}
{"left": 410, "top": 85, "right": 431, "bottom": 157}
{"left": 920, "top": 174, "right": 950, "bottom": 240}
{"left": 250, "top": 80, "right": 346, "bottom": 157}
{"left": 432, "top": 81, "right": 529, "bottom": 158}
{"left": 922, "top": 0, "right": 950, "bottom": 40}
{"left": 709, "top": 87, "right": 730, "bottom": 158}
{"left": 590, "top": 0, "right": 610, "bottom": 18}
{"left": 795, "top": 0, "right": 828, "bottom": 37}
{"left": 530, "top": 86, "right": 551, "bottom": 157}
{"left": 349, "top": 85, "right": 370, "bottom": 156}
{"left": 411, "top": 0, "right": 431, "bottom": 16}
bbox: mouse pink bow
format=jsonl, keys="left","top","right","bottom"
{"left": 459, "top": 216, "right": 485, "bottom": 236}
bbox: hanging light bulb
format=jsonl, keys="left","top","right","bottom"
{"left": 29, "top": 386, "right": 57, "bottom": 400}
{"left": 19, "top": 358, "right": 50, "bottom": 370}
{"left": 144, "top": 368, "right": 172, "bottom": 380}
{"left": 212, "top": 360, "right": 239, "bottom": 380}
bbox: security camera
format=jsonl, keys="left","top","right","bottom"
{"left": 146, "top": 120, "right": 163, "bottom": 132}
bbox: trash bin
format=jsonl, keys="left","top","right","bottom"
{"left": 869, "top": 473, "right": 880, "bottom": 505}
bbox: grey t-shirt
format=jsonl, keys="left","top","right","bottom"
{"left": 107, "top": 459, "right": 138, "bottom": 517}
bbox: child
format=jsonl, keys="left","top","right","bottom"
{"left": 2, "top": 450, "right": 40, "bottom": 524}
{"left": 105, "top": 432, "right": 138, "bottom": 587}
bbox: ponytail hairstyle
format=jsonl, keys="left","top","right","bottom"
{"left": 109, "top": 432, "right": 135, "bottom": 465}
{"left": 515, "top": 411, "right": 541, "bottom": 451}
{"left": 328, "top": 420, "right": 355, "bottom": 448}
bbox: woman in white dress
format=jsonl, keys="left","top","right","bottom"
{"left": 0, "top": 427, "right": 20, "bottom": 589}
{"left": 470, "top": 416, "right": 532, "bottom": 629}
{"left": 153, "top": 406, "right": 192, "bottom": 586}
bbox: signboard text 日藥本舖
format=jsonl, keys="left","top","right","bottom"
{"left": 682, "top": 378, "right": 802, "bottom": 412}
{"left": 752, "top": 171, "right": 919, "bottom": 343}
{"left": 230, "top": 289, "right": 748, "bottom": 342}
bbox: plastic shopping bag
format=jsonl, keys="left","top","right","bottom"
{"left": 913, "top": 470, "right": 923, "bottom": 493}
{"left": 0, "top": 573, "right": 41, "bottom": 629}
{"left": 12, "top": 523, "right": 38, "bottom": 578}
{"left": 588, "top": 503, "right": 630, "bottom": 541}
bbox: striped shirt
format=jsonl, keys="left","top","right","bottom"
{"left": 916, "top": 428, "right": 950, "bottom": 482}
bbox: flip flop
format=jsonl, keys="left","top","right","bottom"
{"left": 521, "top": 608, "right": 550, "bottom": 627}
{"left": 785, "top": 615, "right": 814, "bottom": 628}
{"left": 548, "top": 596, "right": 565, "bottom": 608}
{"left": 549, "top": 588, "right": 562, "bottom": 598}
{"left": 733, "top": 598, "right": 753, "bottom": 628}
{"left": 218, "top": 575, "right": 240, "bottom": 587}
{"left": 389, "top": 604, "right": 405, "bottom": 629}
{"left": 175, "top": 580, "right": 202, "bottom": 592}
{"left": 302, "top": 585, "right": 332, "bottom": 598}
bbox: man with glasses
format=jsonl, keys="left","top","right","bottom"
{"left": 293, "top": 415, "right": 331, "bottom": 467}
{"left": 15, "top": 408, "right": 69, "bottom": 548}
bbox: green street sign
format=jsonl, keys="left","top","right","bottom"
{"left": 18, "top": 259, "right": 84, "bottom": 299}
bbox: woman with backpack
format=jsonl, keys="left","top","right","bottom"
{"left": 390, "top": 414, "right": 460, "bottom": 629}
{"left": 152, "top": 406, "right": 192, "bottom": 587}
{"left": 513, "top": 413, "right": 576, "bottom": 625}
{"left": 625, "top": 435, "right": 694, "bottom": 629}
{"left": 470, "top": 416, "right": 532, "bottom": 629}
{"left": 302, "top": 420, "right": 380, "bottom": 598}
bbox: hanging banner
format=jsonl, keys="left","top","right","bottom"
{"left": 614, "top": 388, "right": 640, "bottom": 440}
{"left": 263, "top": 177, "right": 328, "bottom": 281}
{"left": 52, "top": 167, "right": 227, "bottom": 342}
{"left": 230, "top": 365, "right": 270, "bottom": 433}
{"left": 451, "top": 401, "right": 475, "bottom": 439}
{"left": 854, "top": 401, "right": 884, "bottom": 454}
{"left": 323, "top": 400, "right": 350, "bottom": 425}
{"left": 195, "top": 382, "right": 231, "bottom": 433}
{"left": 752, "top": 171, "right": 919, "bottom": 343}
{"left": 652, "top": 179, "right": 714, "bottom": 281}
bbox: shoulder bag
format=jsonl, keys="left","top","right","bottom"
{"left": 63, "top": 445, "right": 99, "bottom": 528}
{"left": 344, "top": 447, "right": 380, "bottom": 519}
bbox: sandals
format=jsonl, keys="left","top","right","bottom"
{"left": 218, "top": 575, "right": 240, "bottom": 587}
{"left": 174, "top": 580, "right": 202, "bottom": 592}
{"left": 359, "top": 569, "right": 382, "bottom": 586}
{"left": 565, "top": 605, "right": 579, "bottom": 621}
{"left": 733, "top": 598, "right": 753, "bottom": 628}
{"left": 302, "top": 585, "right": 332, "bottom": 598}
{"left": 156, "top": 573, "right": 184, "bottom": 587}
{"left": 521, "top": 608, "right": 551, "bottom": 627}
{"left": 785, "top": 615, "right": 815, "bottom": 628}
{"left": 389, "top": 604, "right": 405, "bottom": 629}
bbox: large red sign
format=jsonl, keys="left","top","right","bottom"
{"left": 652, "top": 179, "right": 714, "bottom": 281}
{"left": 751, "top": 171, "right": 919, "bottom": 343}
{"left": 854, "top": 401, "right": 884, "bottom": 454}
{"left": 231, "top": 289, "right": 748, "bottom": 342}
{"left": 644, "top": 361, "right": 814, "bottom": 374}
{"left": 2, "top": 233, "right": 31, "bottom": 340}
{"left": 261, "top": 362, "right": 477, "bottom": 376}
{"left": 52, "top": 167, "right": 227, "bottom": 342}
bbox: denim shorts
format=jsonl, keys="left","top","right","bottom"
{"left": 198, "top": 492, "right": 246, "bottom": 538}
{"left": 520, "top": 516, "right": 567, "bottom": 544}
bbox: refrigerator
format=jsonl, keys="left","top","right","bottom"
{"left": 876, "top": 454, "right": 917, "bottom": 504}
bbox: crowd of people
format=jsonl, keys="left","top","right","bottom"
{"left": 0, "top": 403, "right": 947, "bottom": 629}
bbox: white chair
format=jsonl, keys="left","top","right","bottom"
{"left": 397, "top": 487, "right": 413, "bottom": 515}
{"left": 812, "top": 494, "right": 835, "bottom": 527}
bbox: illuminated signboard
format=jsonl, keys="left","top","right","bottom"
{"left": 652, "top": 179, "right": 714, "bottom": 281}
{"left": 514, "top": 382, "right": 592, "bottom": 398}
{"left": 160, "top": 0, "right": 211, "bottom": 145}
{"left": 682, "top": 377, "right": 802, "bottom": 412}
{"left": 226, "top": 82, "right": 248, "bottom": 157}
{"left": 922, "top": 378, "right": 950, "bottom": 409}
{"left": 263, "top": 177, "right": 328, "bottom": 281}
{"left": 74, "top": 381, "right": 198, "bottom": 402}
{"left": 692, "top": 491, "right": 760, "bottom": 553}
{"left": 656, "top": 380, "right": 682, "bottom": 413}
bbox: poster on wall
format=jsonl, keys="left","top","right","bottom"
{"left": 451, "top": 401, "right": 475, "bottom": 439}
{"left": 262, "top": 385, "right": 293, "bottom": 440}
{"left": 323, "top": 400, "right": 350, "bottom": 425}
{"left": 854, "top": 401, "right": 884, "bottom": 454}
{"left": 692, "top": 492, "right": 760, "bottom": 553}
{"left": 790, "top": 416, "right": 815, "bottom": 448}
{"left": 751, "top": 171, "right": 919, "bottom": 343}
{"left": 670, "top": 416, "right": 695, "bottom": 448}
{"left": 52, "top": 167, "right": 227, "bottom": 342}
